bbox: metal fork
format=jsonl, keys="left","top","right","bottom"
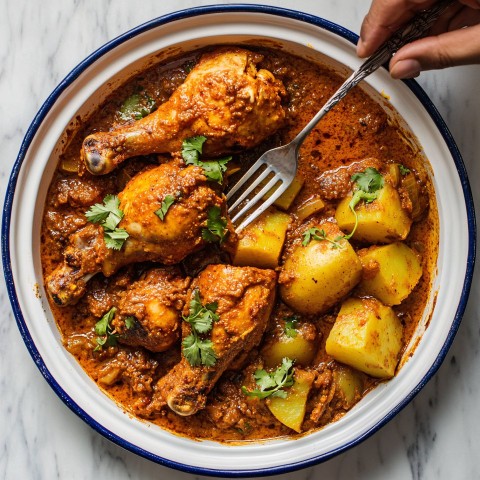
{"left": 227, "top": 0, "right": 453, "bottom": 232}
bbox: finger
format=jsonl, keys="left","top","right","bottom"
{"left": 357, "top": 0, "right": 437, "bottom": 57}
{"left": 446, "top": 5, "right": 480, "bottom": 29}
{"left": 389, "top": 23, "right": 480, "bottom": 77}
{"left": 459, "top": 0, "right": 480, "bottom": 9}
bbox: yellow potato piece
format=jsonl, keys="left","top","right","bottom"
{"left": 335, "top": 183, "right": 412, "bottom": 243}
{"left": 333, "top": 365, "right": 364, "bottom": 407}
{"left": 233, "top": 208, "right": 290, "bottom": 269}
{"left": 263, "top": 333, "right": 316, "bottom": 368}
{"left": 279, "top": 222, "right": 362, "bottom": 315}
{"left": 359, "top": 242, "right": 422, "bottom": 305}
{"left": 263, "top": 174, "right": 305, "bottom": 211}
{"left": 267, "top": 369, "right": 314, "bottom": 433}
{"left": 326, "top": 297, "right": 403, "bottom": 378}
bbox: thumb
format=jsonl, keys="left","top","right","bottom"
{"left": 389, "top": 23, "right": 480, "bottom": 78}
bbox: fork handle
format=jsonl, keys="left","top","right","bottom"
{"left": 293, "top": 0, "right": 454, "bottom": 147}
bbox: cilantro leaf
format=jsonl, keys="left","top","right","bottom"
{"left": 200, "top": 157, "right": 232, "bottom": 183}
{"left": 182, "top": 333, "right": 202, "bottom": 366}
{"left": 104, "top": 228, "right": 129, "bottom": 250}
{"left": 343, "top": 168, "right": 384, "bottom": 240}
{"left": 155, "top": 194, "right": 176, "bottom": 221}
{"left": 85, "top": 194, "right": 129, "bottom": 250}
{"left": 182, "top": 136, "right": 207, "bottom": 164}
{"left": 86, "top": 194, "right": 123, "bottom": 225}
{"left": 351, "top": 167, "right": 384, "bottom": 192}
{"left": 182, "top": 334, "right": 217, "bottom": 367}
{"left": 183, "top": 289, "right": 219, "bottom": 333}
{"left": 302, "top": 227, "right": 342, "bottom": 248}
{"left": 182, "top": 136, "right": 231, "bottom": 183}
{"left": 181, "top": 289, "right": 218, "bottom": 366}
{"left": 119, "top": 92, "right": 156, "bottom": 121}
{"left": 242, "top": 358, "right": 295, "bottom": 399}
{"left": 284, "top": 316, "right": 298, "bottom": 338}
{"left": 399, "top": 164, "right": 411, "bottom": 175}
{"left": 202, "top": 206, "right": 228, "bottom": 244}
{"left": 124, "top": 316, "right": 136, "bottom": 330}
{"left": 94, "top": 307, "right": 118, "bottom": 351}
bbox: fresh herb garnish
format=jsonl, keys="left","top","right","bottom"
{"left": 182, "top": 136, "right": 232, "bottom": 184}
{"left": 182, "top": 289, "right": 218, "bottom": 367}
{"left": 302, "top": 227, "right": 342, "bottom": 248}
{"left": 284, "top": 316, "right": 299, "bottom": 338}
{"left": 155, "top": 194, "right": 176, "bottom": 221}
{"left": 343, "top": 168, "right": 384, "bottom": 240}
{"left": 86, "top": 194, "right": 129, "bottom": 250}
{"left": 124, "top": 316, "right": 136, "bottom": 330}
{"left": 94, "top": 307, "right": 118, "bottom": 351}
{"left": 399, "top": 164, "right": 411, "bottom": 175}
{"left": 182, "top": 335, "right": 217, "bottom": 367}
{"left": 202, "top": 206, "right": 228, "bottom": 244}
{"left": 242, "top": 357, "right": 295, "bottom": 399}
{"left": 103, "top": 228, "right": 130, "bottom": 250}
{"left": 119, "top": 92, "right": 156, "bottom": 121}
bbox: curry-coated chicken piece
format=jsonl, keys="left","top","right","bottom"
{"left": 147, "top": 264, "right": 276, "bottom": 416}
{"left": 46, "top": 162, "right": 231, "bottom": 306}
{"left": 112, "top": 267, "right": 191, "bottom": 352}
{"left": 82, "top": 47, "right": 286, "bottom": 175}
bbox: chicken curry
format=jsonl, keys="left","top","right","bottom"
{"left": 41, "top": 46, "right": 438, "bottom": 441}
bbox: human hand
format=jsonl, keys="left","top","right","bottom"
{"left": 357, "top": 0, "right": 480, "bottom": 78}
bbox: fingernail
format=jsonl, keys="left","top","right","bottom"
{"left": 390, "top": 59, "right": 422, "bottom": 79}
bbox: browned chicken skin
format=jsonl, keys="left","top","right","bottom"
{"left": 46, "top": 162, "right": 229, "bottom": 306}
{"left": 147, "top": 264, "right": 276, "bottom": 417}
{"left": 113, "top": 267, "right": 191, "bottom": 352}
{"left": 82, "top": 48, "right": 286, "bottom": 175}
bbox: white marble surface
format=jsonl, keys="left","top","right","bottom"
{"left": 1, "top": 0, "right": 478, "bottom": 478}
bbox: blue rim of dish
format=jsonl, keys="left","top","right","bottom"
{"left": 1, "top": 3, "right": 476, "bottom": 477}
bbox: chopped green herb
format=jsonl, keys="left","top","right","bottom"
{"left": 182, "top": 136, "right": 206, "bottom": 164}
{"left": 284, "top": 316, "right": 299, "bottom": 338}
{"left": 103, "top": 228, "right": 129, "bottom": 250}
{"left": 343, "top": 168, "right": 384, "bottom": 240}
{"left": 182, "top": 136, "right": 232, "bottom": 183}
{"left": 242, "top": 357, "right": 295, "bottom": 399}
{"left": 399, "top": 164, "right": 411, "bottom": 175}
{"left": 301, "top": 227, "right": 342, "bottom": 248}
{"left": 124, "top": 316, "right": 136, "bottom": 330}
{"left": 86, "top": 195, "right": 122, "bottom": 225}
{"left": 94, "top": 307, "right": 118, "bottom": 351}
{"left": 155, "top": 194, "right": 176, "bottom": 221}
{"left": 182, "top": 335, "right": 217, "bottom": 367}
{"left": 202, "top": 206, "right": 228, "bottom": 244}
{"left": 200, "top": 158, "right": 232, "bottom": 183}
{"left": 351, "top": 167, "right": 384, "bottom": 193}
{"left": 86, "top": 195, "right": 129, "bottom": 250}
{"left": 183, "top": 289, "right": 219, "bottom": 333}
{"left": 182, "top": 289, "right": 218, "bottom": 367}
{"left": 119, "top": 92, "right": 156, "bottom": 121}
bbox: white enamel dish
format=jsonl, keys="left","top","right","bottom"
{"left": 2, "top": 4, "right": 476, "bottom": 477}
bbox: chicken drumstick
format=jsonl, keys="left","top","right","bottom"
{"left": 82, "top": 48, "right": 286, "bottom": 175}
{"left": 147, "top": 264, "right": 276, "bottom": 416}
{"left": 46, "top": 162, "right": 230, "bottom": 306}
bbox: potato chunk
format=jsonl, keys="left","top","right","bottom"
{"left": 279, "top": 222, "right": 362, "bottom": 314}
{"left": 335, "top": 183, "right": 412, "bottom": 243}
{"left": 267, "top": 369, "right": 314, "bottom": 433}
{"left": 233, "top": 208, "right": 290, "bottom": 269}
{"left": 264, "top": 174, "right": 305, "bottom": 210}
{"left": 358, "top": 242, "right": 422, "bottom": 305}
{"left": 326, "top": 297, "right": 403, "bottom": 378}
{"left": 333, "top": 365, "right": 365, "bottom": 408}
{"left": 263, "top": 322, "right": 317, "bottom": 367}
